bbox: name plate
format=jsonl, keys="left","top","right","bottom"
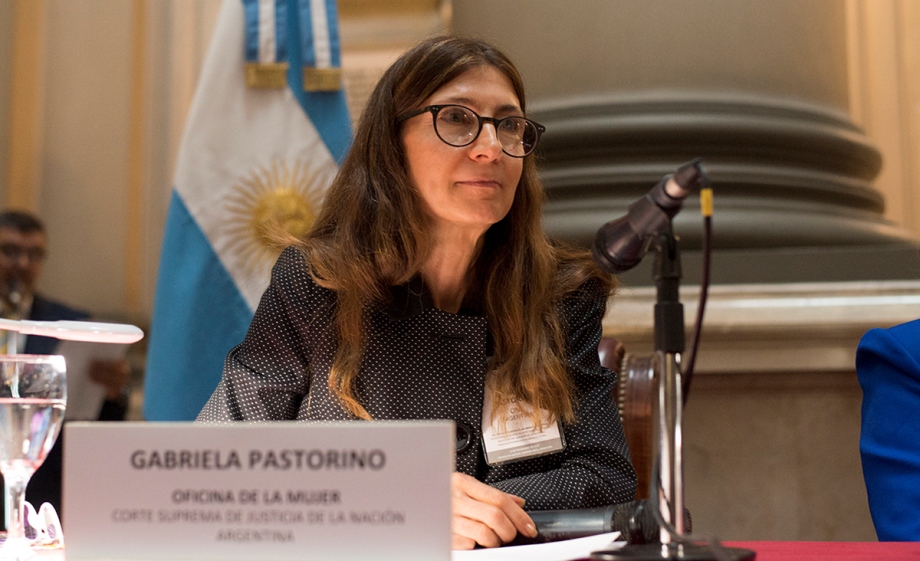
{"left": 63, "top": 421, "right": 453, "bottom": 561}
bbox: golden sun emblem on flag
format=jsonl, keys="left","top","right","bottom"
{"left": 225, "top": 160, "right": 326, "bottom": 274}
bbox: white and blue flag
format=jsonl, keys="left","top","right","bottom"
{"left": 144, "top": 0, "right": 351, "bottom": 421}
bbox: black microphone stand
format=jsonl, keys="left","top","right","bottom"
{"left": 651, "top": 227, "right": 688, "bottom": 546}
{"left": 593, "top": 227, "right": 753, "bottom": 561}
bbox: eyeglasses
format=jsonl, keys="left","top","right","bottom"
{"left": 397, "top": 104, "right": 545, "bottom": 158}
{"left": 0, "top": 243, "right": 46, "bottom": 262}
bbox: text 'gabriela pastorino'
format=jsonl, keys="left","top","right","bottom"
{"left": 129, "top": 449, "right": 387, "bottom": 470}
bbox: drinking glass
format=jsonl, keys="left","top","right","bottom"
{"left": 0, "top": 355, "right": 66, "bottom": 560}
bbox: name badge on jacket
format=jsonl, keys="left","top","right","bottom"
{"left": 480, "top": 385, "right": 565, "bottom": 465}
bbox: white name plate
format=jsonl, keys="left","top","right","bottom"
{"left": 63, "top": 421, "right": 453, "bottom": 561}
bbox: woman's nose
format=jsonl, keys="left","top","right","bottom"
{"left": 469, "top": 122, "right": 503, "bottom": 160}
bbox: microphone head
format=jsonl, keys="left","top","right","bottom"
{"left": 8, "top": 277, "right": 22, "bottom": 300}
{"left": 2, "top": 277, "right": 23, "bottom": 313}
{"left": 669, "top": 158, "right": 706, "bottom": 199}
{"left": 591, "top": 158, "right": 708, "bottom": 275}
{"left": 592, "top": 216, "right": 648, "bottom": 274}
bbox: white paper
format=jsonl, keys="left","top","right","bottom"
{"left": 57, "top": 340, "right": 128, "bottom": 421}
{"left": 452, "top": 532, "right": 624, "bottom": 561}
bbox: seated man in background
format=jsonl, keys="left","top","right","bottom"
{"left": 0, "top": 210, "right": 130, "bottom": 524}
{"left": 856, "top": 318, "right": 920, "bottom": 541}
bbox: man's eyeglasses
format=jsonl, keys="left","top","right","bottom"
{"left": 396, "top": 104, "right": 545, "bottom": 158}
{"left": 0, "top": 244, "right": 46, "bottom": 262}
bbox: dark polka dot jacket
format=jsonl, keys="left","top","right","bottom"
{"left": 198, "top": 247, "right": 637, "bottom": 510}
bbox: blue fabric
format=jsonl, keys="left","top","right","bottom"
{"left": 296, "top": 0, "right": 315, "bottom": 66}
{"left": 242, "top": 0, "right": 259, "bottom": 62}
{"left": 142, "top": 192, "right": 252, "bottom": 421}
{"left": 242, "top": 0, "right": 288, "bottom": 63}
{"left": 857, "top": 318, "right": 920, "bottom": 541}
{"left": 295, "top": 0, "right": 341, "bottom": 67}
{"left": 287, "top": 0, "right": 351, "bottom": 162}
{"left": 324, "top": 0, "right": 341, "bottom": 68}
{"left": 145, "top": 0, "right": 350, "bottom": 421}
{"left": 274, "top": 0, "right": 288, "bottom": 62}
{"left": 300, "top": 0, "right": 342, "bottom": 68}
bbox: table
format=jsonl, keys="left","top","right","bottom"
{"left": 19, "top": 540, "right": 920, "bottom": 560}
{"left": 725, "top": 541, "right": 920, "bottom": 561}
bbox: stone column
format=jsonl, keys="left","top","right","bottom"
{"left": 453, "top": 0, "right": 920, "bottom": 285}
{"left": 452, "top": 0, "right": 911, "bottom": 542}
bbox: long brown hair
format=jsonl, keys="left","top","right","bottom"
{"left": 299, "top": 36, "right": 615, "bottom": 423}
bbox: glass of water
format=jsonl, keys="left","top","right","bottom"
{"left": 0, "top": 355, "right": 66, "bottom": 560}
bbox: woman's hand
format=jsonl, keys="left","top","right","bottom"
{"left": 451, "top": 472, "right": 538, "bottom": 549}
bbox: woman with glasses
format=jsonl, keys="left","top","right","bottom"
{"left": 198, "top": 35, "right": 636, "bottom": 549}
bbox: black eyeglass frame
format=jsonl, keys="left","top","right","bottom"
{"left": 396, "top": 104, "right": 546, "bottom": 158}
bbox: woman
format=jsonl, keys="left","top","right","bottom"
{"left": 198, "top": 35, "right": 636, "bottom": 549}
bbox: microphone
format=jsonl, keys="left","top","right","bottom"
{"left": 592, "top": 159, "right": 706, "bottom": 274}
{"left": 3, "top": 277, "right": 24, "bottom": 317}
{"left": 508, "top": 500, "right": 692, "bottom": 545}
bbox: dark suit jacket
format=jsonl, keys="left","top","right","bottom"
{"left": 199, "top": 247, "right": 637, "bottom": 510}
{"left": 857, "top": 319, "right": 920, "bottom": 540}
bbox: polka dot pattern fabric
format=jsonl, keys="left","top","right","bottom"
{"left": 198, "top": 246, "right": 637, "bottom": 509}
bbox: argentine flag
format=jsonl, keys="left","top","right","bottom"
{"left": 144, "top": 0, "right": 351, "bottom": 420}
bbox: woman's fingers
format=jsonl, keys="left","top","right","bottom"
{"left": 451, "top": 533, "right": 478, "bottom": 550}
{"left": 452, "top": 492, "right": 512, "bottom": 546}
{"left": 451, "top": 473, "right": 537, "bottom": 549}
{"left": 452, "top": 502, "right": 504, "bottom": 548}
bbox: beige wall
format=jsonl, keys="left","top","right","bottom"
{"left": 39, "top": 0, "right": 133, "bottom": 319}
{"left": 0, "top": 1, "right": 12, "bottom": 199}
{"left": 0, "top": 0, "right": 222, "bottom": 324}
{"left": 847, "top": 0, "right": 920, "bottom": 235}
{"left": 685, "top": 371, "right": 870, "bottom": 540}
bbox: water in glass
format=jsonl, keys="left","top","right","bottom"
{"left": 0, "top": 356, "right": 66, "bottom": 561}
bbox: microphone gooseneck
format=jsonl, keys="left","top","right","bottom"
{"left": 592, "top": 159, "right": 706, "bottom": 274}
